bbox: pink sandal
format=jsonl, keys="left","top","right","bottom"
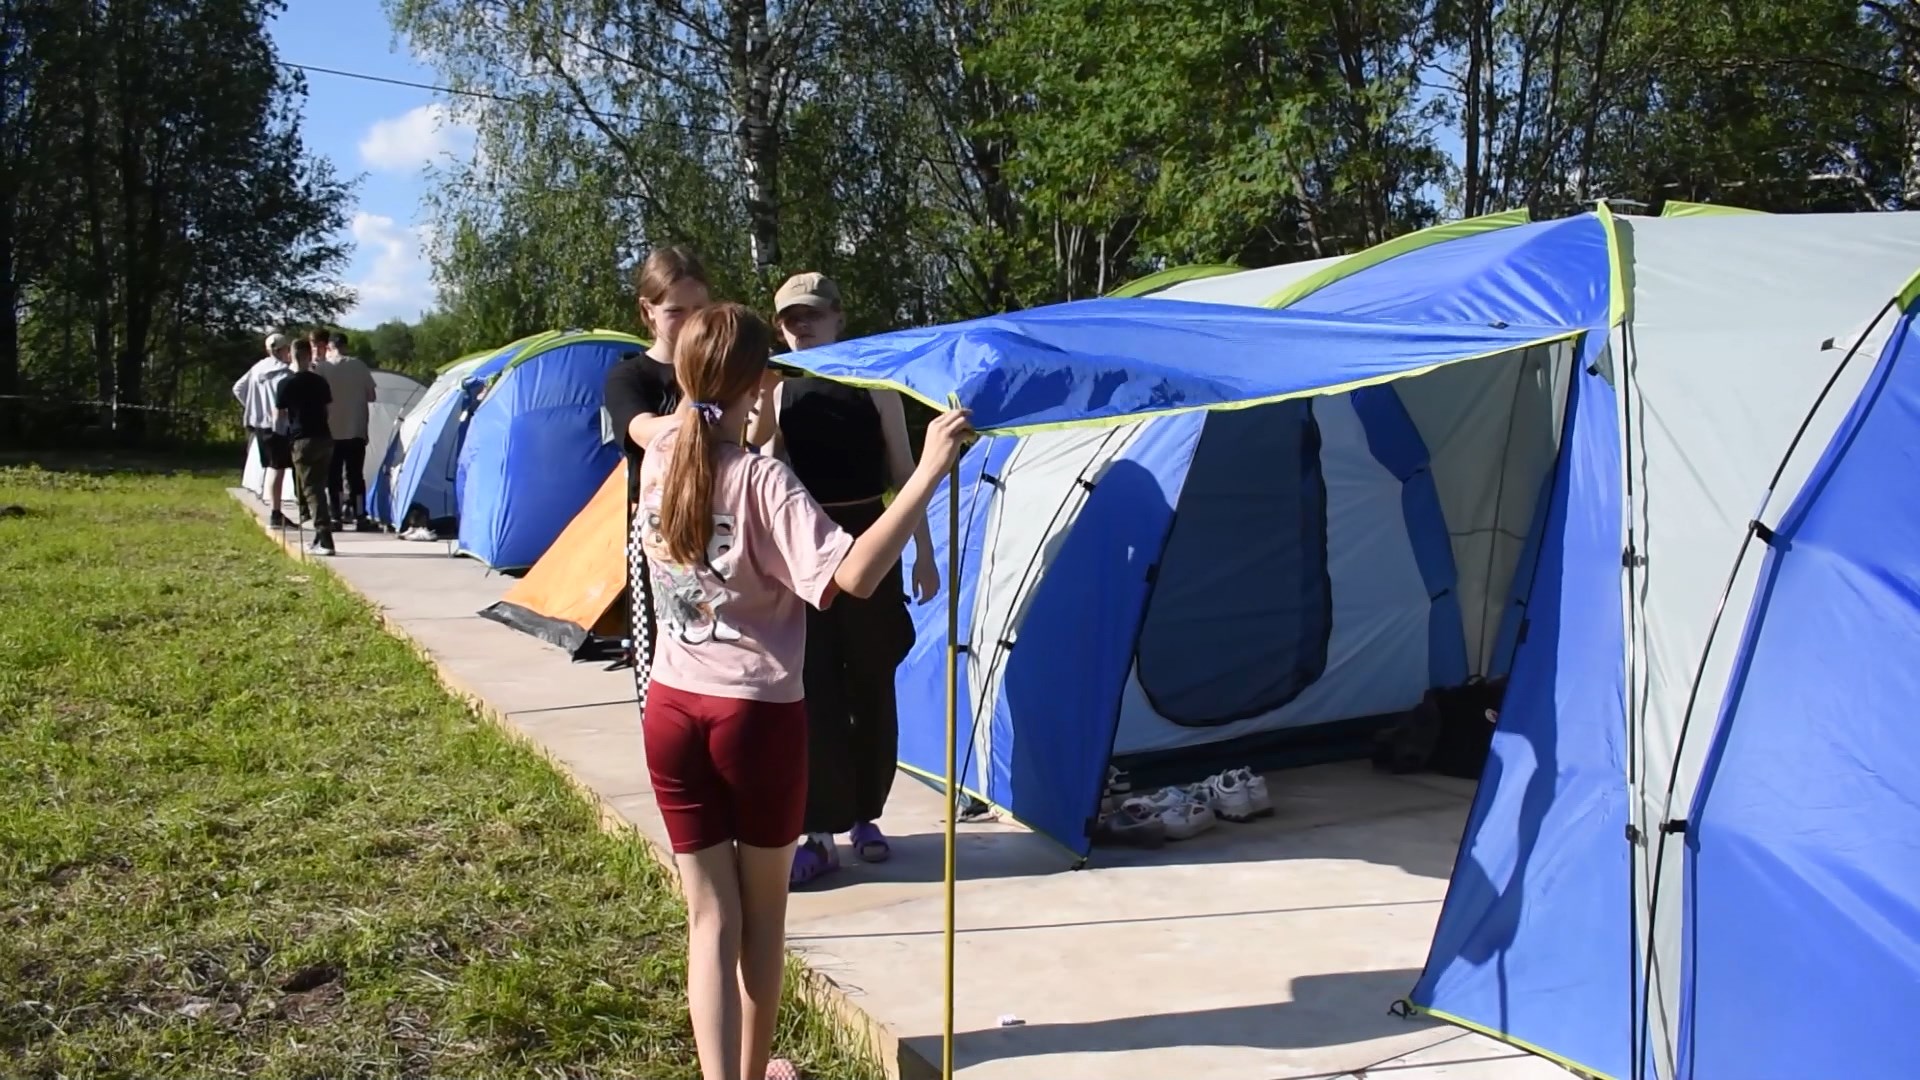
{"left": 764, "top": 1059, "right": 801, "bottom": 1080}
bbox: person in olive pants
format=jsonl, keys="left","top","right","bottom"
{"left": 276, "top": 338, "right": 336, "bottom": 556}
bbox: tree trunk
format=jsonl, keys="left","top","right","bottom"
{"left": 0, "top": 212, "right": 18, "bottom": 398}
{"left": 1461, "top": 2, "right": 1485, "bottom": 216}
{"left": 78, "top": 68, "right": 115, "bottom": 407}
{"left": 729, "top": 0, "right": 780, "bottom": 276}
{"left": 1903, "top": 33, "right": 1920, "bottom": 207}
{"left": 115, "top": 26, "right": 148, "bottom": 439}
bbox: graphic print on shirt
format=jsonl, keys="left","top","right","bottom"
{"left": 639, "top": 482, "right": 743, "bottom": 645}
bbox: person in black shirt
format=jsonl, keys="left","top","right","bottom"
{"left": 751, "top": 272, "right": 937, "bottom": 886}
{"left": 604, "top": 352, "right": 682, "bottom": 508}
{"left": 606, "top": 246, "right": 712, "bottom": 708}
{"left": 275, "top": 338, "right": 337, "bottom": 556}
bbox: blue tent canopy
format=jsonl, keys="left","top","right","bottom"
{"left": 793, "top": 298, "right": 1582, "bottom": 434}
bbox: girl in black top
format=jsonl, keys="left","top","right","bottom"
{"left": 605, "top": 247, "right": 713, "bottom": 710}
{"left": 751, "top": 272, "right": 937, "bottom": 886}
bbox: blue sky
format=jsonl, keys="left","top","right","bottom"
{"left": 268, "top": 0, "right": 472, "bottom": 328}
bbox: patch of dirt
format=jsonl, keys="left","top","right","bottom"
{"left": 45, "top": 854, "right": 132, "bottom": 888}
{"left": 279, "top": 963, "right": 342, "bottom": 994}
{"left": 276, "top": 980, "right": 345, "bottom": 1026}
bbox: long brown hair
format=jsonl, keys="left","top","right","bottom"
{"left": 657, "top": 303, "right": 771, "bottom": 564}
{"left": 635, "top": 246, "right": 710, "bottom": 328}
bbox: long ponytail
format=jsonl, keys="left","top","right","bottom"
{"left": 655, "top": 304, "right": 771, "bottom": 565}
{"left": 659, "top": 404, "right": 719, "bottom": 565}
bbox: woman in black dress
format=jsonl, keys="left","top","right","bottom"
{"left": 751, "top": 272, "right": 938, "bottom": 885}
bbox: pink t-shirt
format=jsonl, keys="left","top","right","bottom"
{"left": 638, "top": 430, "right": 854, "bottom": 703}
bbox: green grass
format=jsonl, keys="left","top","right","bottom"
{"left": 0, "top": 463, "right": 883, "bottom": 1080}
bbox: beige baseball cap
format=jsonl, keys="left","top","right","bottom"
{"left": 774, "top": 272, "right": 841, "bottom": 315}
{"left": 264, "top": 332, "right": 287, "bottom": 350}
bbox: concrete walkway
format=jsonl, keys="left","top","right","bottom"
{"left": 233, "top": 491, "right": 1572, "bottom": 1080}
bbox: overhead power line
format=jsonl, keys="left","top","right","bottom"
{"left": 283, "top": 60, "right": 730, "bottom": 136}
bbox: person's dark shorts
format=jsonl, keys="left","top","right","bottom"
{"left": 251, "top": 428, "right": 292, "bottom": 469}
{"left": 643, "top": 682, "right": 808, "bottom": 854}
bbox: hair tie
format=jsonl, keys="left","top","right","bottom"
{"left": 690, "top": 402, "right": 724, "bottom": 427}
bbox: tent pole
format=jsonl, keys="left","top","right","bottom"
{"left": 941, "top": 458, "right": 960, "bottom": 1080}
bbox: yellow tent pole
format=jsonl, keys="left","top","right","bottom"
{"left": 941, "top": 457, "right": 960, "bottom": 1079}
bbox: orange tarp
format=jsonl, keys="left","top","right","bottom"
{"left": 479, "top": 465, "right": 629, "bottom": 654}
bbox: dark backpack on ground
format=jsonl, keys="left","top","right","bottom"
{"left": 1372, "top": 676, "right": 1507, "bottom": 779}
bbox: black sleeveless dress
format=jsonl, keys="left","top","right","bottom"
{"left": 778, "top": 378, "right": 916, "bottom": 833}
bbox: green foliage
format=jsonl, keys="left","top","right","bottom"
{"left": 3, "top": 0, "right": 352, "bottom": 432}
{"left": 372, "top": 0, "right": 1920, "bottom": 347}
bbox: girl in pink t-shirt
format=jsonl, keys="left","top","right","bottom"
{"left": 637, "top": 303, "right": 971, "bottom": 1080}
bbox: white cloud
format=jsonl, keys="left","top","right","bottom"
{"left": 341, "top": 212, "right": 435, "bottom": 326}
{"left": 358, "top": 103, "right": 472, "bottom": 173}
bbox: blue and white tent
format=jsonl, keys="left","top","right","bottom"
{"left": 367, "top": 348, "right": 492, "bottom": 525}
{"left": 454, "top": 330, "right": 642, "bottom": 570}
{"left": 791, "top": 206, "right": 1920, "bottom": 1080}
{"left": 383, "top": 332, "right": 558, "bottom": 532}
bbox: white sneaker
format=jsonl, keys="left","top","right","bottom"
{"left": 1229, "top": 767, "right": 1274, "bottom": 817}
{"left": 1192, "top": 772, "right": 1257, "bottom": 823}
{"left": 1139, "top": 786, "right": 1216, "bottom": 840}
{"left": 307, "top": 538, "right": 336, "bottom": 557}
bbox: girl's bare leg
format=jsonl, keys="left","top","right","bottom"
{"left": 677, "top": 843, "right": 746, "bottom": 1080}
{"left": 736, "top": 840, "right": 797, "bottom": 1080}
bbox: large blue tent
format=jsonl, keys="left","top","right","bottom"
{"left": 787, "top": 207, "right": 1920, "bottom": 1080}
{"left": 455, "top": 330, "right": 642, "bottom": 570}
{"left": 384, "top": 332, "right": 558, "bottom": 532}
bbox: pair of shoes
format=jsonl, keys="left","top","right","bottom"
{"left": 1139, "top": 786, "right": 1217, "bottom": 839}
{"left": 1183, "top": 768, "right": 1274, "bottom": 823}
{"left": 848, "top": 821, "right": 891, "bottom": 863}
{"left": 1092, "top": 798, "right": 1168, "bottom": 848}
{"left": 1184, "top": 768, "right": 1273, "bottom": 824}
{"left": 789, "top": 836, "right": 839, "bottom": 887}
{"left": 307, "top": 537, "right": 336, "bottom": 557}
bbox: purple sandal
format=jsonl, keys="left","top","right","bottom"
{"left": 789, "top": 838, "right": 840, "bottom": 887}
{"left": 849, "top": 821, "right": 891, "bottom": 863}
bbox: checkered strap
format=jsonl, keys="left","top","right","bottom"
{"left": 627, "top": 508, "right": 657, "bottom": 712}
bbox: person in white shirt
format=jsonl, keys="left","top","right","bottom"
{"left": 317, "top": 330, "right": 377, "bottom": 529}
{"left": 232, "top": 332, "right": 296, "bottom": 525}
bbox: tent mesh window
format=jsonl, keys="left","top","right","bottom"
{"left": 1134, "top": 399, "right": 1334, "bottom": 725}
